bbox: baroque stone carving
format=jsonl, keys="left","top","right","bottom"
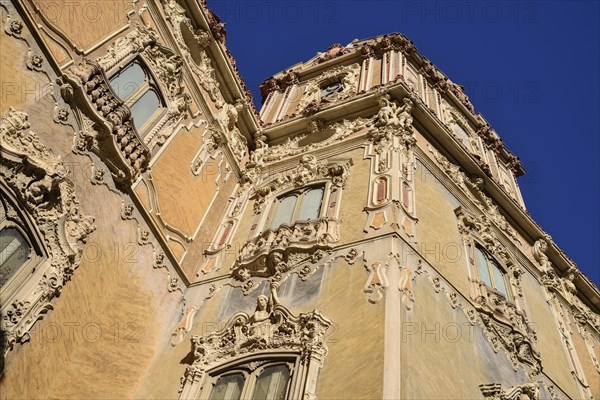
{"left": 179, "top": 286, "right": 333, "bottom": 399}
{"left": 25, "top": 49, "right": 43, "bottom": 71}
{"left": 250, "top": 155, "right": 352, "bottom": 214}
{"left": 62, "top": 24, "right": 187, "bottom": 184}
{"left": 429, "top": 145, "right": 520, "bottom": 244}
{"left": 4, "top": 15, "right": 24, "bottom": 38}
{"left": 232, "top": 218, "right": 340, "bottom": 281}
{"left": 161, "top": 0, "right": 225, "bottom": 108}
{"left": 532, "top": 237, "right": 561, "bottom": 291}
{"left": 479, "top": 382, "right": 541, "bottom": 400}
{"left": 297, "top": 64, "right": 360, "bottom": 115}
{"left": 61, "top": 59, "right": 150, "bottom": 187}
{"left": 0, "top": 108, "right": 96, "bottom": 352}
{"left": 316, "top": 43, "right": 349, "bottom": 63}
{"left": 215, "top": 101, "right": 248, "bottom": 162}
{"left": 455, "top": 207, "right": 540, "bottom": 374}
{"left": 533, "top": 237, "right": 600, "bottom": 333}
{"left": 344, "top": 248, "right": 363, "bottom": 265}
{"left": 191, "top": 127, "right": 222, "bottom": 175}
{"left": 259, "top": 117, "right": 369, "bottom": 163}
{"left": 477, "top": 284, "right": 541, "bottom": 375}
{"left": 145, "top": 94, "right": 191, "bottom": 149}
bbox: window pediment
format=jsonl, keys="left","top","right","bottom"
{"left": 250, "top": 155, "right": 352, "bottom": 215}
{"left": 180, "top": 288, "right": 333, "bottom": 399}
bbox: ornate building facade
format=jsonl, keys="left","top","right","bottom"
{"left": 0, "top": 1, "right": 599, "bottom": 399}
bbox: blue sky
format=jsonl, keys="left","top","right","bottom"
{"left": 215, "top": 0, "right": 600, "bottom": 287}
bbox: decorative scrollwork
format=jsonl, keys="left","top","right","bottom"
{"left": 0, "top": 108, "right": 96, "bottom": 353}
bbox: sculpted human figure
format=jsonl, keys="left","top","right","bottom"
{"left": 249, "top": 283, "right": 281, "bottom": 326}
{"left": 375, "top": 96, "right": 399, "bottom": 127}
{"left": 251, "top": 295, "right": 271, "bottom": 324}
{"left": 532, "top": 238, "right": 552, "bottom": 274}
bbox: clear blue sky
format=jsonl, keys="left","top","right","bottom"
{"left": 215, "top": 0, "right": 600, "bottom": 287}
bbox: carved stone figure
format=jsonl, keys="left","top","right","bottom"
{"left": 532, "top": 238, "right": 552, "bottom": 274}
{"left": 374, "top": 95, "right": 413, "bottom": 129}
{"left": 1, "top": 108, "right": 95, "bottom": 352}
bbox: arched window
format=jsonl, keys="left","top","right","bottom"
{"left": 268, "top": 186, "right": 324, "bottom": 230}
{"left": 109, "top": 59, "right": 164, "bottom": 134}
{"left": 320, "top": 81, "right": 344, "bottom": 99}
{"left": 475, "top": 245, "right": 509, "bottom": 298}
{"left": 0, "top": 195, "right": 42, "bottom": 302}
{"left": 207, "top": 361, "right": 292, "bottom": 400}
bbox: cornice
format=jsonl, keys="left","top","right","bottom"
{"left": 180, "top": 0, "right": 260, "bottom": 140}
{"left": 256, "top": 84, "right": 600, "bottom": 311}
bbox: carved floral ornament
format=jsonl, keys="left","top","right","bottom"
{"left": 533, "top": 237, "right": 600, "bottom": 332}
{"left": 249, "top": 93, "right": 415, "bottom": 169}
{"left": 60, "top": 24, "right": 188, "bottom": 186}
{"left": 248, "top": 154, "right": 352, "bottom": 213}
{"left": 0, "top": 108, "right": 96, "bottom": 352}
{"left": 479, "top": 382, "right": 541, "bottom": 400}
{"left": 179, "top": 285, "right": 333, "bottom": 399}
{"left": 455, "top": 208, "right": 541, "bottom": 375}
{"left": 297, "top": 64, "right": 361, "bottom": 115}
{"left": 428, "top": 144, "right": 521, "bottom": 245}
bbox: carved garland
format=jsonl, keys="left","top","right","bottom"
{"left": 179, "top": 287, "right": 333, "bottom": 400}
{"left": 456, "top": 208, "right": 540, "bottom": 375}
{"left": 0, "top": 108, "right": 96, "bottom": 353}
{"left": 250, "top": 154, "right": 352, "bottom": 215}
{"left": 297, "top": 64, "right": 361, "bottom": 116}
{"left": 479, "top": 382, "right": 541, "bottom": 400}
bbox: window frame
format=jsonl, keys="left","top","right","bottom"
{"left": 320, "top": 81, "right": 344, "bottom": 99}
{"left": 107, "top": 56, "right": 166, "bottom": 135}
{"left": 203, "top": 358, "right": 295, "bottom": 400}
{"left": 474, "top": 244, "right": 511, "bottom": 300}
{"left": 265, "top": 184, "right": 327, "bottom": 230}
{"left": 0, "top": 195, "right": 44, "bottom": 304}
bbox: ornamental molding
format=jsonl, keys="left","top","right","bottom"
{"left": 476, "top": 284, "right": 541, "bottom": 376}
{"left": 61, "top": 24, "right": 188, "bottom": 186}
{"left": 427, "top": 145, "right": 520, "bottom": 245}
{"left": 232, "top": 218, "right": 340, "bottom": 287}
{"left": 533, "top": 237, "right": 600, "bottom": 333}
{"left": 0, "top": 108, "right": 96, "bottom": 353}
{"left": 161, "top": 0, "right": 225, "bottom": 108}
{"left": 249, "top": 155, "right": 353, "bottom": 215}
{"left": 179, "top": 286, "right": 333, "bottom": 399}
{"left": 297, "top": 64, "right": 361, "bottom": 115}
{"left": 479, "top": 382, "right": 541, "bottom": 400}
